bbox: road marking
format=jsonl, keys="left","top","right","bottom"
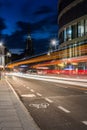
{"left": 21, "top": 94, "right": 36, "bottom": 97}
{"left": 26, "top": 87, "right": 30, "bottom": 89}
{"left": 36, "top": 93, "right": 42, "bottom": 97}
{"left": 30, "top": 89, "right": 35, "bottom": 92}
{"left": 82, "top": 121, "right": 87, "bottom": 125}
{"left": 84, "top": 92, "right": 87, "bottom": 94}
{"left": 29, "top": 103, "right": 49, "bottom": 109}
{"left": 45, "top": 98, "right": 53, "bottom": 103}
{"left": 58, "top": 106, "right": 70, "bottom": 113}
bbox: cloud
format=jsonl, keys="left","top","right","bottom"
{"left": 33, "top": 38, "right": 49, "bottom": 54}
{"left": 0, "top": 0, "right": 12, "bottom": 9}
{"left": 29, "top": 14, "right": 58, "bottom": 40}
{"left": 16, "top": 21, "right": 30, "bottom": 34}
{"left": 4, "top": 21, "right": 31, "bottom": 51}
{"left": 34, "top": 6, "right": 53, "bottom": 15}
{"left": 3, "top": 18, "right": 58, "bottom": 55}
{"left": 0, "top": 0, "right": 58, "bottom": 55}
{"left": 3, "top": 20, "right": 49, "bottom": 54}
{"left": 0, "top": 17, "right": 7, "bottom": 33}
{"left": 0, "top": 1, "right": 3, "bottom": 7}
{"left": 5, "top": 30, "right": 25, "bottom": 49}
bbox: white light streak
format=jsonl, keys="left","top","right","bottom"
{"left": 6, "top": 72, "right": 87, "bottom": 88}
{"left": 82, "top": 121, "right": 87, "bottom": 125}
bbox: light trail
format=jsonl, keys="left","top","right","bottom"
{"left": 6, "top": 72, "right": 87, "bottom": 89}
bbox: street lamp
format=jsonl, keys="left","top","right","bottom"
{"left": 51, "top": 39, "right": 58, "bottom": 50}
{"left": 6, "top": 52, "right": 11, "bottom": 57}
{"left": 5, "top": 52, "right": 11, "bottom": 65}
{"left": 0, "top": 42, "right": 3, "bottom": 46}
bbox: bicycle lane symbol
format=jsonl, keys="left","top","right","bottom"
{"left": 29, "top": 103, "right": 49, "bottom": 109}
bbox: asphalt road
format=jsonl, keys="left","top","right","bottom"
{"left": 6, "top": 76, "right": 87, "bottom": 130}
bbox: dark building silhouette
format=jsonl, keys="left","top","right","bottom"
{"left": 24, "top": 34, "right": 33, "bottom": 57}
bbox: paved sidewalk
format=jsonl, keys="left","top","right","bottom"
{"left": 0, "top": 79, "right": 40, "bottom": 130}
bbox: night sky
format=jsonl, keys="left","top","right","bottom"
{"left": 0, "top": 0, "right": 58, "bottom": 54}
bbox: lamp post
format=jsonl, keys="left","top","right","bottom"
{"left": 47, "top": 39, "right": 58, "bottom": 55}
{"left": 5, "top": 52, "right": 11, "bottom": 65}
{"left": 47, "top": 39, "right": 59, "bottom": 71}
{"left": 0, "top": 42, "right": 5, "bottom": 70}
{"left": 51, "top": 39, "right": 58, "bottom": 51}
{"left": 51, "top": 39, "right": 57, "bottom": 50}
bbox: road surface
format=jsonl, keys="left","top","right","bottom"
{"left": 6, "top": 75, "right": 87, "bottom": 130}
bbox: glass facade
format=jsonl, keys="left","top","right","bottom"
{"left": 85, "top": 19, "right": 87, "bottom": 34}
{"left": 78, "top": 20, "right": 84, "bottom": 37}
{"left": 66, "top": 26, "right": 72, "bottom": 41}
{"left": 59, "top": 18, "right": 87, "bottom": 43}
{"left": 58, "top": 0, "right": 87, "bottom": 74}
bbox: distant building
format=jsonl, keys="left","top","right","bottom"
{"left": 24, "top": 34, "right": 33, "bottom": 57}
{"left": 0, "top": 44, "right": 11, "bottom": 70}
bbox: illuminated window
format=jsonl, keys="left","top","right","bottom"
{"left": 66, "top": 26, "right": 72, "bottom": 41}
{"left": 78, "top": 20, "right": 84, "bottom": 37}
{"left": 85, "top": 19, "right": 87, "bottom": 34}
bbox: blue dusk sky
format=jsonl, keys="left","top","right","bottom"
{"left": 0, "top": 0, "right": 59, "bottom": 54}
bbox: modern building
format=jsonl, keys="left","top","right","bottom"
{"left": 58, "top": 0, "right": 87, "bottom": 73}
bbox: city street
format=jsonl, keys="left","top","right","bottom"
{"left": 6, "top": 74, "right": 87, "bottom": 130}
{"left": 0, "top": 0, "right": 87, "bottom": 129}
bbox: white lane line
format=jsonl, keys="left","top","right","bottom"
{"left": 26, "top": 87, "right": 30, "bottom": 89}
{"left": 30, "top": 89, "right": 35, "bottom": 92}
{"left": 36, "top": 93, "right": 42, "bottom": 97}
{"left": 82, "top": 121, "right": 87, "bottom": 125}
{"left": 84, "top": 92, "right": 87, "bottom": 94}
{"left": 45, "top": 98, "right": 53, "bottom": 103}
{"left": 58, "top": 106, "right": 70, "bottom": 113}
{"left": 21, "top": 94, "right": 36, "bottom": 97}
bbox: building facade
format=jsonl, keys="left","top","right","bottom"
{"left": 58, "top": 0, "right": 87, "bottom": 73}
{"left": 0, "top": 44, "right": 11, "bottom": 70}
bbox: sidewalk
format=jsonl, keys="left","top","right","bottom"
{"left": 0, "top": 78, "right": 40, "bottom": 130}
